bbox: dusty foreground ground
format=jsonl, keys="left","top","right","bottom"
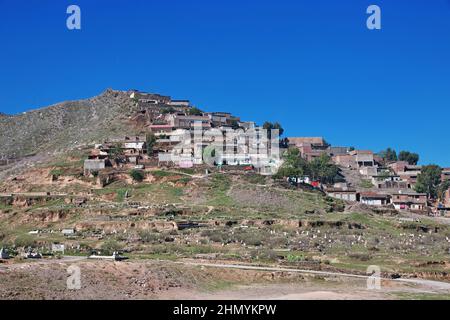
{"left": 1, "top": 258, "right": 449, "bottom": 300}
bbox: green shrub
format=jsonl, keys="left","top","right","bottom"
{"left": 177, "top": 177, "right": 192, "bottom": 184}
{"left": 139, "top": 230, "right": 162, "bottom": 243}
{"left": 286, "top": 253, "right": 305, "bottom": 263}
{"left": 152, "top": 170, "right": 172, "bottom": 177}
{"left": 14, "top": 235, "right": 36, "bottom": 248}
{"left": 100, "top": 239, "right": 123, "bottom": 255}
{"left": 250, "top": 249, "right": 278, "bottom": 261}
{"left": 130, "top": 169, "right": 145, "bottom": 182}
{"left": 359, "top": 179, "right": 374, "bottom": 189}
{"left": 235, "top": 232, "right": 264, "bottom": 246}
{"left": 50, "top": 169, "right": 64, "bottom": 177}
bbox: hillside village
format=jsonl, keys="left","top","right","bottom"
{"left": 1, "top": 90, "right": 450, "bottom": 299}
{"left": 75, "top": 90, "right": 450, "bottom": 218}
{"left": 287, "top": 138, "right": 450, "bottom": 215}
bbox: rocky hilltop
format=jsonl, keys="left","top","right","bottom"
{"left": 0, "top": 89, "right": 138, "bottom": 159}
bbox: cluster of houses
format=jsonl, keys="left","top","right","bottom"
{"left": 286, "top": 136, "right": 450, "bottom": 215}
{"left": 130, "top": 90, "right": 255, "bottom": 133}
{"left": 84, "top": 90, "right": 279, "bottom": 175}
{"left": 83, "top": 136, "right": 149, "bottom": 176}
{"left": 81, "top": 90, "right": 450, "bottom": 216}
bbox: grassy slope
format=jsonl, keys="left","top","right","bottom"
{"left": 0, "top": 153, "right": 449, "bottom": 278}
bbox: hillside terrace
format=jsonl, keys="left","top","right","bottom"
{"left": 63, "top": 90, "right": 448, "bottom": 215}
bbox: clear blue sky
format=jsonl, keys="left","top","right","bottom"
{"left": 1, "top": 0, "right": 449, "bottom": 166}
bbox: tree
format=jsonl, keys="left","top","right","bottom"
{"left": 161, "top": 107, "right": 175, "bottom": 114}
{"left": 379, "top": 148, "right": 397, "bottom": 162}
{"left": 280, "top": 137, "right": 289, "bottom": 148}
{"left": 415, "top": 165, "right": 441, "bottom": 198}
{"left": 437, "top": 180, "right": 450, "bottom": 201}
{"left": 275, "top": 150, "right": 340, "bottom": 184}
{"left": 108, "top": 143, "right": 122, "bottom": 159}
{"left": 262, "top": 122, "right": 271, "bottom": 128}
{"left": 129, "top": 169, "right": 145, "bottom": 182}
{"left": 398, "top": 151, "right": 419, "bottom": 165}
{"left": 309, "top": 154, "right": 340, "bottom": 184}
{"left": 263, "top": 121, "right": 284, "bottom": 139}
{"left": 230, "top": 119, "right": 240, "bottom": 130}
{"left": 275, "top": 148, "right": 308, "bottom": 178}
{"left": 101, "top": 240, "right": 123, "bottom": 255}
{"left": 187, "top": 107, "right": 203, "bottom": 116}
{"left": 146, "top": 132, "right": 157, "bottom": 154}
{"left": 108, "top": 143, "right": 125, "bottom": 165}
{"left": 272, "top": 122, "right": 284, "bottom": 136}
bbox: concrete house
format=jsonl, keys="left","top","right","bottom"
{"left": 327, "top": 187, "right": 359, "bottom": 201}
{"left": 168, "top": 100, "right": 190, "bottom": 107}
{"left": 238, "top": 121, "right": 256, "bottom": 130}
{"left": 167, "top": 114, "right": 211, "bottom": 129}
{"left": 373, "top": 178, "right": 409, "bottom": 190}
{"left": 129, "top": 90, "right": 171, "bottom": 105}
{"left": 287, "top": 137, "right": 329, "bottom": 162}
{"left": 360, "top": 192, "right": 390, "bottom": 206}
{"left": 205, "top": 112, "right": 230, "bottom": 127}
{"left": 347, "top": 150, "right": 378, "bottom": 177}
{"left": 333, "top": 154, "right": 356, "bottom": 168}
{"left": 444, "top": 188, "right": 450, "bottom": 207}
{"left": 121, "top": 137, "right": 147, "bottom": 164}
{"left": 84, "top": 159, "right": 106, "bottom": 175}
{"left": 350, "top": 150, "right": 375, "bottom": 167}
{"left": 359, "top": 166, "right": 378, "bottom": 177}
{"left": 149, "top": 124, "right": 174, "bottom": 135}
{"left": 203, "top": 112, "right": 242, "bottom": 128}
{"left": 441, "top": 168, "right": 450, "bottom": 181}
{"left": 328, "top": 146, "right": 351, "bottom": 156}
{"left": 389, "top": 161, "right": 409, "bottom": 173}
{"left": 389, "top": 163, "right": 422, "bottom": 186}
{"left": 62, "top": 228, "right": 75, "bottom": 236}
{"left": 123, "top": 141, "right": 146, "bottom": 152}
{"left": 288, "top": 137, "right": 326, "bottom": 148}
{"left": 390, "top": 191, "right": 427, "bottom": 211}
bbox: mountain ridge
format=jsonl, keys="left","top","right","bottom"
{"left": 0, "top": 89, "right": 140, "bottom": 159}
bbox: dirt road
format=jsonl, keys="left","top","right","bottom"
{"left": 1, "top": 257, "right": 449, "bottom": 299}
{"left": 171, "top": 260, "right": 450, "bottom": 291}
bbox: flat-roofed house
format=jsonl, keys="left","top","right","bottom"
{"left": 288, "top": 137, "right": 326, "bottom": 147}
{"left": 390, "top": 191, "right": 427, "bottom": 211}
{"left": 444, "top": 188, "right": 450, "bottom": 207}
{"left": 328, "top": 146, "right": 350, "bottom": 156}
{"left": 333, "top": 154, "right": 356, "bottom": 167}
{"left": 204, "top": 112, "right": 241, "bottom": 128}
{"left": 167, "top": 114, "right": 211, "bottom": 129}
{"left": 287, "top": 137, "right": 329, "bottom": 162}
{"left": 168, "top": 100, "right": 190, "bottom": 107}
{"left": 206, "top": 112, "right": 230, "bottom": 127}
{"left": 389, "top": 161, "right": 409, "bottom": 173}
{"left": 123, "top": 141, "right": 146, "bottom": 151}
{"left": 359, "top": 166, "right": 378, "bottom": 177}
{"left": 390, "top": 164, "right": 422, "bottom": 186}
{"left": 360, "top": 192, "right": 390, "bottom": 206}
{"left": 238, "top": 121, "right": 256, "bottom": 130}
{"left": 350, "top": 150, "right": 375, "bottom": 167}
{"left": 441, "top": 168, "right": 450, "bottom": 181}
{"left": 326, "top": 187, "right": 359, "bottom": 201}
{"left": 298, "top": 145, "right": 328, "bottom": 162}
{"left": 84, "top": 159, "right": 106, "bottom": 175}
{"left": 371, "top": 175, "right": 410, "bottom": 189}
{"left": 149, "top": 124, "right": 174, "bottom": 135}
{"left": 129, "top": 90, "right": 171, "bottom": 105}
